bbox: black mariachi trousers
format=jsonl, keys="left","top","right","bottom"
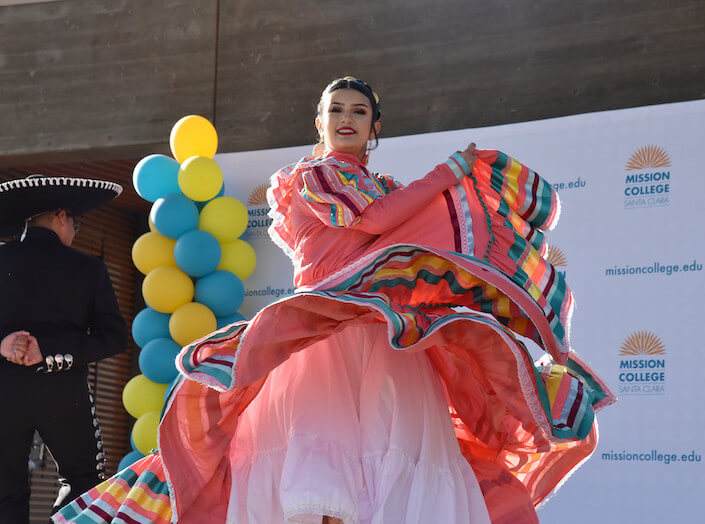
{"left": 0, "top": 365, "right": 104, "bottom": 524}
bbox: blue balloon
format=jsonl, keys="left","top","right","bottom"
{"left": 138, "top": 337, "right": 180, "bottom": 384}
{"left": 130, "top": 434, "right": 138, "bottom": 451}
{"left": 174, "top": 230, "right": 221, "bottom": 277}
{"left": 216, "top": 312, "right": 246, "bottom": 329}
{"left": 118, "top": 450, "right": 145, "bottom": 471}
{"left": 132, "top": 155, "right": 181, "bottom": 203}
{"left": 195, "top": 270, "right": 245, "bottom": 317}
{"left": 150, "top": 193, "right": 199, "bottom": 239}
{"left": 132, "top": 307, "right": 171, "bottom": 348}
{"left": 196, "top": 184, "right": 225, "bottom": 212}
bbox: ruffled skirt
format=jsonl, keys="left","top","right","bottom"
{"left": 227, "top": 323, "right": 491, "bottom": 523}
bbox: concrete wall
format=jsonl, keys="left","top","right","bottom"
{"left": 1, "top": 0, "right": 703, "bottom": 165}
{"left": 0, "top": 0, "right": 217, "bottom": 164}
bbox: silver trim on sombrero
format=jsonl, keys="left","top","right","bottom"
{"left": 0, "top": 176, "right": 122, "bottom": 196}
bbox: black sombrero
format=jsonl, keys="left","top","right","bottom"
{"left": 0, "top": 175, "right": 122, "bottom": 237}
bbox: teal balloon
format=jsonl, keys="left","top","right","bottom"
{"left": 132, "top": 308, "right": 171, "bottom": 348}
{"left": 216, "top": 312, "right": 246, "bottom": 329}
{"left": 196, "top": 184, "right": 225, "bottom": 211}
{"left": 132, "top": 155, "right": 181, "bottom": 202}
{"left": 118, "top": 450, "right": 145, "bottom": 471}
{"left": 138, "top": 338, "right": 180, "bottom": 384}
{"left": 195, "top": 270, "right": 244, "bottom": 316}
{"left": 150, "top": 193, "right": 199, "bottom": 239}
{"left": 174, "top": 230, "right": 221, "bottom": 277}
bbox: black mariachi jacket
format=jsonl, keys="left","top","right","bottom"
{"left": 0, "top": 226, "right": 128, "bottom": 373}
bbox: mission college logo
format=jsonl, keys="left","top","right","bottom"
{"left": 545, "top": 244, "right": 567, "bottom": 276}
{"left": 617, "top": 331, "right": 666, "bottom": 395}
{"left": 243, "top": 184, "right": 272, "bottom": 240}
{"left": 623, "top": 145, "right": 672, "bottom": 209}
{"left": 545, "top": 244, "right": 568, "bottom": 281}
{"left": 247, "top": 184, "right": 268, "bottom": 206}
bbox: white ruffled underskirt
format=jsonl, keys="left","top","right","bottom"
{"left": 226, "top": 324, "right": 491, "bottom": 524}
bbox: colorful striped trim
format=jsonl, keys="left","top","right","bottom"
{"left": 539, "top": 360, "right": 608, "bottom": 439}
{"left": 489, "top": 151, "right": 560, "bottom": 230}
{"left": 324, "top": 246, "right": 529, "bottom": 340}
{"left": 176, "top": 320, "right": 247, "bottom": 391}
{"left": 303, "top": 240, "right": 561, "bottom": 354}
{"left": 463, "top": 152, "right": 570, "bottom": 348}
{"left": 301, "top": 160, "right": 388, "bottom": 228}
{"left": 446, "top": 183, "right": 475, "bottom": 257}
{"left": 445, "top": 152, "right": 472, "bottom": 181}
{"left": 465, "top": 169, "right": 495, "bottom": 263}
{"left": 53, "top": 458, "right": 172, "bottom": 524}
{"left": 373, "top": 173, "right": 400, "bottom": 193}
{"left": 565, "top": 354, "right": 613, "bottom": 410}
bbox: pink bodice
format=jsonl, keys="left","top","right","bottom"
{"left": 268, "top": 151, "right": 466, "bottom": 288}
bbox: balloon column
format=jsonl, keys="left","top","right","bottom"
{"left": 119, "top": 116, "right": 254, "bottom": 468}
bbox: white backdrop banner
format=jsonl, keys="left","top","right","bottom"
{"left": 215, "top": 100, "right": 705, "bottom": 523}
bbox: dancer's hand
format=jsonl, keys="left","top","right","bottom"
{"left": 22, "top": 336, "right": 43, "bottom": 366}
{"left": 1, "top": 331, "right": 30, "bottom": 365}
{"left": 459, "top": 142, "right": 478, "bottom": 171}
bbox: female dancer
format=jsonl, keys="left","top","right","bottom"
{"left": 55, "top": 77, "right": 614, "bottom": 524}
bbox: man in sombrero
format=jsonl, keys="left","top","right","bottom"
{"left": 0, "top": 175, "right": 129, "bottom": 523}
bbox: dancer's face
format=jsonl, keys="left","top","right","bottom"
{"left": 316, "top": 89, "right": 380, "bottom": 159}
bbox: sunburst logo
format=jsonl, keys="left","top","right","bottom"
{"left": 248, "top": 184, "right": 269, "bottom": 206}
{"left": 625, "top": 145, "right": 671, "bottom": 171}
{"left": 545, "top": 244, "right": 567, "bottom": 268}
{"left": 619, "top": 331, "right": 666, "bottom": 356}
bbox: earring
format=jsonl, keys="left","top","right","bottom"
{"left": 363, "top": 140, "right": 373, "bottom": 165}
{"left": 312, "top": 137, "right": 326, "bottom": 157}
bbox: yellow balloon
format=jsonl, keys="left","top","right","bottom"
{"left": 218, "top": 239, "right": 257, "bottom": 280}
{"left": 148, "top": 216, "right": 156, "bottom": 232}
{"left": 132, "top": 410, "right": 161, "bottom": 455}
{"left": 199, "top": 197, "right": 248, "bottom": 243}
{"left": 131, "top": 231, "right": 177, "bottom": 275}
{"left": 170, "top": 115, "right": 218, "bottom": 163}
{"left": 169, "top": 302, "right": 217, "bottom": 346}
{"left": 122, "top": 374, "right": 167, "bottom": 419}
{"left": 142, "top": 266, "right": 194, "bottom": 313}
{"left": 178, "top": 156, "right": 223, "bottom": 202}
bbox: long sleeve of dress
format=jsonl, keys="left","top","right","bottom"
{"left": 300, "top": 153, "right": 472, "bottom": 235}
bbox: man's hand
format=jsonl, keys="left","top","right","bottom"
{"left": 22, "top": 336, "right": 43, "bottom": 366}
{"left": 1, "top": 331, "right": 30, "bottom": 365}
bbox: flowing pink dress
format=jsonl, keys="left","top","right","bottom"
{"left": 54, "top": 150, "right": 615, "bottom": 524}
